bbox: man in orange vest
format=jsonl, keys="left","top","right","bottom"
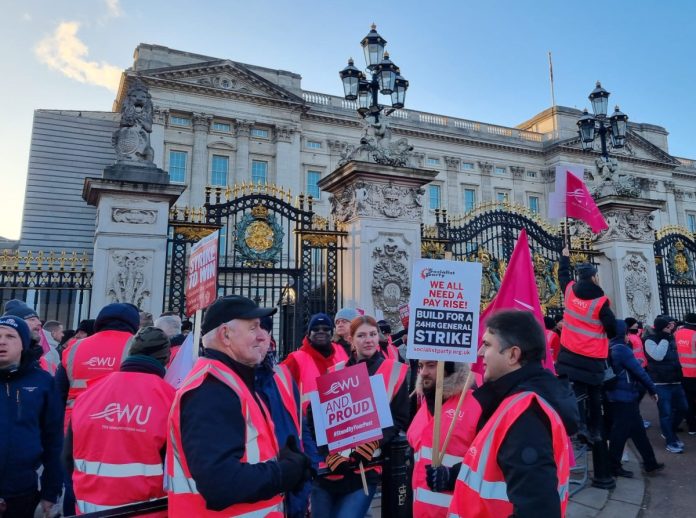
{"left": 166, "top": 295, "right": 312, "bottom": 517}
{"left": 555, "top": 247, "right": 616, "bottom": 487}
{"left": 675, "top": 313, "right": 696, "bottom": 435}
{"left": 282, "top": 313, "right": 349, "bottom": 414}
{"left": 448, "top": 310, "right": 578, "bottom": 518}
{"left": 66, "top": 326, "right": 175, "bottom": 515}
{"left": 407, "top": 361, "right": 479, "bottom": 518}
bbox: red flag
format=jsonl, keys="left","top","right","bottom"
{"left": 472, "top": 229, "right": 556, "bottom": 378}
{"left": 566, "top": 171, "right": 608, "bottom": 233}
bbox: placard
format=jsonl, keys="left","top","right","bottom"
{"left": 312, "top": 363, "right": 389, "bottom": 453}
{"left": 406, "top": 259, "right": 482, "bottom": 362}
{"left": 185, "top": 230, "right": 219, "bottom": 316}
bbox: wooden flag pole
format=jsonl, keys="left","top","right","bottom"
{"left": 431, "top": 361, "right": 446, "bottom": 467}
{"left": 192, "top": 309, "right": 203, "bottom": 362}
{"left": 359, "top": 461, "right": 369, "bottom": 495}
{"left": 438, "top": 369, "right": 475, "bottom": 466}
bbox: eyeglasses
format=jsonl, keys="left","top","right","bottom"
{"left": 310, "top": 326, "right": 332, "bottom": 333}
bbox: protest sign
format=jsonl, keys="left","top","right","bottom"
{"left": 406, "top": 259, "right": 482, "bottom": 363}
{"left": 398, "top": 303, "right": 410, "bottom": 329}
{"left": 311, "top": 363, "right": 391, "bottom": 453}
{"left": 185, "top": 230, "right": 219, "bottom": 316}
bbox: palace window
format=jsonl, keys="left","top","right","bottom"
{"left": 306, "top": 140, "right": 322, "bottom": 149}
{"left": 429, "top": 185, "right": 441, "bottom": 210}
{"left": 528, "top": 195, "right": 540, "bottom": 214}
{"left": 461, "top": 162, "right": 475, "bottom": 171}
{"left": 168, "top": 150, "right": 187, "bottom": 183}
{"left": 495, "top": 166, "right": 506, "bottom": 175}
{"left": 427, "top": 157, "right": 441, "bottom": 166}
{"left": 211, "top": 155, "right": 229, "bottom": 186}
{"left": 170, "top": 115, "right": 191, "bottom": 127}
{"left": 251, "top": 160, "right": 268, "bottom": 185}
{"left": 464, "top": 189, "right": 476, "bottom": 212}
{"left": 251, "top": 128, "right": 269, "bottom": 138}
{"left": 212, "top": 121, "right": 231, "bottom": 132}
{"left": 306, "top": 170, "right": 321, "bottom": 199}
{"left": 688, "top": 213, "right": 696, "bottom": 233}
{"left": 496, "top": 191, "right": 509, "bottom": 203}
{"left": 527, "top": 170, "right": 537, "bottom": 178}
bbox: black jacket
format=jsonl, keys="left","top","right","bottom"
{"left": 556, "top": 256, "right": 616, "bottom": 385}
{"left": 472, "top": 363, "right": 579, "bottom": 518}
{"left": 179, "top": 349, "right": 283, "bottom": 511}
{"left": 644, "top": 328, "right": 682, "bottom": 384}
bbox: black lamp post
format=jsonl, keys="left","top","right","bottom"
{"left": 339, "top": 24, "right": 408, "bottom": 122}
{"left": 577, "top": 81, "right": 629, "bottom": 160}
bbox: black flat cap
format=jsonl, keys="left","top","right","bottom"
{"left": 201, "top": 295, "right": 277, "bottom": 335}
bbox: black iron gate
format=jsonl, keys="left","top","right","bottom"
{"left": 654, "top": 227, "right": 696, "bottom": 318}
{"left": 421, "top": 204, "right": 568, "bottom": 317}
{"left": 165, "top": 185, "right": 345, "bottom": 357}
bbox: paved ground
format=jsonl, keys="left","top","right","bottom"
{"left": 639, "top": 397, "right": 696, "bottom": 517}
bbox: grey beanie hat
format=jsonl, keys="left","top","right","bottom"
{"left": 127, "top": 326, "right": 171, "bottom": 366}
{"left": 335, "top": 308, "right": 360, "bottom": 322}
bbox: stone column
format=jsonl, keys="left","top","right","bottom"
{"left": 319, "top": 161, "right": 437, "bottom": 327}
{"left": 510, "top": 166, "right": 525, "bottom": 205}
{"left": 190, "top": 113, "right": 212, "bottom": 207}
{"left": 83, "top": 177, "right": 185, "bottom": 317}
{"left": 663, "top": 181, "right": 679, "bottom": 225}
{"left": 590, "top": 196, "right": 665, "bottom": 324}
{"left": 235, "top": 120, "right": 253, "bottom": 183}
{"left": 275, "top": 126, "right": 299, "bottom": 192}
{"left": 444, "top": 156, "right": 461, "bottom": 213}
{"left": 151, "top": 106, "right": 168, "bottom": 169}
{"left": 478, "top": 161, "right": 493, "bottom": 201}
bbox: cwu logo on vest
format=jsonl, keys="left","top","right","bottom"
{"left": 82, "top": 356, "right": 116, "bottom": 369}
{"left": 90, "top": 403, "right": 152, "bottom": 425}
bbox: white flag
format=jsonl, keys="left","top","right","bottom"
{"left": 164, "top": 333, "right": 195, "bottom": 389}
{"left": 547, "top": 163, "right": 585, "bottom": 220}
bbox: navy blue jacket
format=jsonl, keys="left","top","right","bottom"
{"left": 0, "top": 355, "right": 63, "bottom": 501}
{"left": 607, "top": 336, "right": 657, "bottom": 403}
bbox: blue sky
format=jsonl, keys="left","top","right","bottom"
{"left": 2, "top": 0, "right": 695, "bottom": 239}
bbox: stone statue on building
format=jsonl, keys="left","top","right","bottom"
{"left": 339, "top": 118, "right": 414, "bottom": 168}
{"left": 112, "top": 79, "right": 155, "bottom": 165}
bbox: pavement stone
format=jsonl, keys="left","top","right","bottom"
{"left": 571, "top": 486, "right": 610, "bottom": 510}
{"left": 567, "top": 501, "right": 602, "bottom": 518}
{"left": 595, "top": 499, "right": 642, "bottom": 518}
{"left": 610, "top": 476, "right": 645, "bottom": 506}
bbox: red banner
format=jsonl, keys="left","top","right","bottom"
{"left": 316, "top": 363, "right": 383, "bottom": 452}
{"left": 185, "top": 231, "right": 219, "bottom": 316}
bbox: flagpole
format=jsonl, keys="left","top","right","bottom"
{"left": 548, "top": 51, "right": 557, "bottom": 140}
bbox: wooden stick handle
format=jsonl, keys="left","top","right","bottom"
{"left": 359, "top": 461, "right": 369, "bottom": 495}
{"left": 431, "top": 361, "right": 446, "bottom": 467}
{"left": 438, "top": 369, "right": 475, "bottom": 465}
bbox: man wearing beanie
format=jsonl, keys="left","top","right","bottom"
{"left": 0, "top": 316, "right": 63, "bottom": 517}
{"left": 166, "top": 295, "right": 312, "bottom": 516}
{"left": 645, "top": 315, "right": 689, "bottom": 453}
{"left": 674, "top": 312, "right": 696, "bottom": 434}
{"left": 65, "top": 327, "right": 174, "bottom": 515}
{"left": 555, "top": 247, "right": 616, "bottom": 487}
{"left": 3, "top": 298, "right": 60, "bottom": 375}
{"left": 408, "top": 360, "right": 479, "bottom": 517}
{"left": 333, "top": 307, "right": 360, "bottom": 356}
{"left": 56, "top": 302, "right": 141, "bottom": 433}
{"left": 283, "top": 312, "right": 349, "bottom": 414}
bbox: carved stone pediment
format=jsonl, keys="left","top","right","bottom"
{"left": 141, "top": 61, "right": 304, "bottom": 104}
{"left": 330, "top": 182, "right": 424, "bottom": 223}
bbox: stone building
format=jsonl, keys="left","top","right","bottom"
{"left": 14, "top": 43, "right": 696, "bottom": 324}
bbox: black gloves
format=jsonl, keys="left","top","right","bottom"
{"left": 278, "top": 436, "right": 313, "bottom": 492}
{"left": 425, "top": 463, "right": 461, "bottom": 492}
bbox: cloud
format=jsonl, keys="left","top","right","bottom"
{"left": 22, "top": 13, "right": 32, "bottom": 22}
{"left": 35, "top": 22, "right": 122, "bottom": 92}
{"left": 105, "top": 0, "right": 123, "bottom": 18}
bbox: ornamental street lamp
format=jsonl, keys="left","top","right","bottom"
{"left": 577, "top": 81, "right": 629, "bottom": 161}
{"left": 339, "top": 24, "right": 409, "bottom": 122}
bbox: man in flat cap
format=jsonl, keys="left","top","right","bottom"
{"left": 556, "top": 247, "right": 616, "bottom": 487}
{"left": 166, "top": 295, "right": 312, "bottom": 517}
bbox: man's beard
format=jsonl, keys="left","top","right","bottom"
{"left": 423, "top": 382, "right": 436, "bottom": 414}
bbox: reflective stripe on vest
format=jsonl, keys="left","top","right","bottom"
{"left": 75, "top": 459, "right": 163, "bottom": 478}
{"left": 377, "top": 360, "right": 407, "bottom": 401}
{"left": 455, "top": 392, "right": 569, "bottom": 508}
{"left": 414, "top": 486, "right": 452, "bottom": 508}
{"left": 273, "top": 365, "right": 301, "bottom": 434}
{"left": 414, "top": 446, "right": 463, "bottom": 468}
{"left": 77, "top": 500, "right": 121, "bottom": 513}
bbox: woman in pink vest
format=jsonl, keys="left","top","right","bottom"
{"left": 308, "top": 315, "right": 409, "bottom": 518}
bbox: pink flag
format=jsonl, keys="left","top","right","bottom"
{"left": 566, "top": 171, "right": 608, "bottom": 233}
{"left": 164, "top": 333, "right": 195, "bottom": 389}
{"left": 472, "top": 229, "right": 556, "bottom": 377}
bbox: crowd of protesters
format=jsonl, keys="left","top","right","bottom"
{"left": 3, "top": 244, "right": 696, "bottom": 518}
